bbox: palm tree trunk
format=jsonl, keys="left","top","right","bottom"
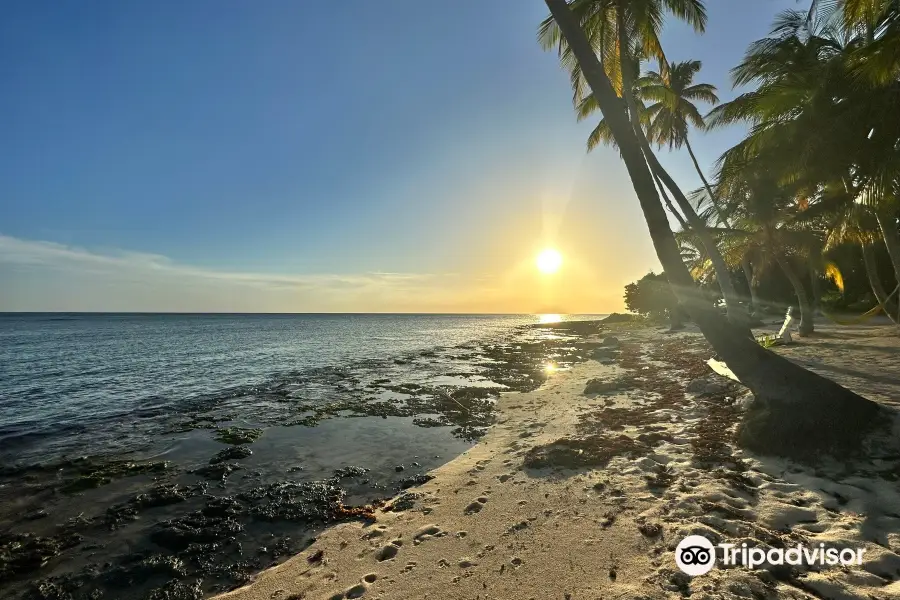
{"left": 776, "top": 254, "right": 814, "bottom": 336}
{"left": 543, "top": 0, "right": 882, "bottom": 461}
{"left": 684, "top": 137, "right": 726, "bottom": 225}
{"left": 862, "top": 242, "right": 899, "bottom": 324}
{"left": 612, "top": 20, "right": 744, "bottom": 326}
{"left": 642, "top": 144, "right": 746, "bottom": 324}
{"left": 875, "top": 209, "right": 900, "bottom": 297}
{"left": 808, "top": 248, "right": 821, "bottom": 314}
{"left": 654, "top": 173, "right": 688, "bottom": 230}
{"left": 741, "top": 256, "right": 760, "bottom": 316}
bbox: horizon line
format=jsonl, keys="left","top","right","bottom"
{"left": 0, "top": 311, "right": 612, "bottom": 316}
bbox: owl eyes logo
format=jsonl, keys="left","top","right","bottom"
{"left": 675, "top": 535, "right": 866, "bottom": 575}
{"left": 675, "top": 535, "right": 716, "bottom": 576}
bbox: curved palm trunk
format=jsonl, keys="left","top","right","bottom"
{"left": 862, "top": 243, "right": 900, "bottom": 324}
{"left": 741, "top": 256, "right": 760, "bottom": 316}
{"left": 876, "top": 209, "right": 900, "bottom": 299}
{"left": 684, "top": 137, "right": 726, "bottom": 224}
{"left": 654, "top": 173, "right": 688, "bottom": 229}
{"left": 776, "top": 255, "right": 814, "bottom": 336}
{"left": 545, "top": 0, "right": 883, "bottom": 461}
{"left": 612, "top": 20, "right": 744, "bottom": 327}
{"left": 642, "top": 145, "right": 747, "bottom": 325}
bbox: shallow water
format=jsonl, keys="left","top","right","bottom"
{"left": 1, "top": 313, "right": 576, "bottom": 463}
{"left": 0, "top": 313, "right": 607, "bottom": 599}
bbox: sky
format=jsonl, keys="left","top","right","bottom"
{"left": 0, "top": 0, "right": 798, "bottom": 313}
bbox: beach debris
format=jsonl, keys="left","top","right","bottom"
{"left": 398, "top": 474, "right": 434, "bottom": 489}
{"left": 192, "top": 462, "right": 242, "bottom": 480}
{"left": 209, "top": 445, "right": 252, "bottom": 464}
{"left": 686, "top": 377, "right": 730, "bottom": 396}
{"left": 134, "top": 484, "right": 194, "bottom": 507}
{"left": 583, "top": 378, "right": 626, "bottom": 395}
{"left": 146, "top": 578, "right": 203, "bottom": 600}
{"left": 150, "top": 512, "right": 244, "bottom": 551}
{"left": 333, "top": 466, "right": 369, "bottom": 479}
{"left": 53, "top": 458, "right": 169, "bottom": 493}
{"left": 0, "top": 531, "right": 83, "bottom": 578}
{"left": 590, "top": 346, "right": 619, "bottom": 362}
{"left": 384, "top": 491, "right": 421, "bottom": 512}
{"left": 213, "top": 427, "right": 263, "bottom": 445}
{"left": 638, "top": 522, "right": 663, "bottom": 537}
{"left": 103, "top": 554, "right": 187, "bottom": 587}
{"left": 523, "top": 434, "right": 647, "bottom": 470}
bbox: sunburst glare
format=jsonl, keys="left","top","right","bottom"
{"left": 536, "top": 248, "right": 562, "bottom": 274}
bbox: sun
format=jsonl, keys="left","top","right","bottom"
{"left": 536, "top": 248, "right": 563, "bottom": 274}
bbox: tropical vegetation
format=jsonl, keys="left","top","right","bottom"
{"left": 540, "top": 0, "right": 899, "bottom": 459}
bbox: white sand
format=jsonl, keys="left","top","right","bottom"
{"left": 214, "top": 322, "right": 900, "bottom": 600}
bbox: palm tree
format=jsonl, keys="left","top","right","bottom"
{"left": 538, "top": 0, "right": 707, "bottom": 108}
{"left": 824, "top": 202, "right": 900, "bottom": 321}
{"left": 714, "top": 162, "right": 821, "bottom": 335}
{"left": 641, "top": 60, "right": 765, "bottom": 315}
{"left": 709, "top": 7, "right": 900, "bottom": 315}
{"left": 809, "top": 0, "right": 900, "bottom": 83}
{"left": 642, "top": 60, "right": 721, "bottom": 208}
{"left": 542, "top": 0, "right": 882, "bottom": 460}
{"left": 543, "top": 1, "right": 746, "bottom": 324}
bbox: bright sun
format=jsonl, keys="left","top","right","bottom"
{"left": 536, "top": 248, "right": 563, "bottom": 274}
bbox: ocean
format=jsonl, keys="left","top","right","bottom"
{"left": 0, "top": 313, "right": 605, "bottom": 599}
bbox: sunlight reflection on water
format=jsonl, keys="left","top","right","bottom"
{"left": 538, "top": 313, "right": 562, "bottom": 324}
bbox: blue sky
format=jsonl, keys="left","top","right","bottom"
{"left": 0, "top": 0, "right": 796, "bottom": 312}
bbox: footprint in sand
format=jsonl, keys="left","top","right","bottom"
{"left": 465, "top": 498, "right": 487, "bottom": 514}
{"left": 375, "top": 544, "right": 399, "bottom": 561}
{"left": 363, "top": 528, "right": 386, "bottom": 539}
{"left": 413, "top": 524, "right": 445, "bottom": 544}
{"left": 344, "top": 583, "right": 368, "bottom": 599}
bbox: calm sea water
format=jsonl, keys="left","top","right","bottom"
{"left": 0, "top": 313, "right": 598, "bottom": 465}
{"left": 1, "top": 312, "right": 609, "bottom": 599}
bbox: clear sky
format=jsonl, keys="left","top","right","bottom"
{"left": 0, "top": 0, "right": 796, "bottom": 313}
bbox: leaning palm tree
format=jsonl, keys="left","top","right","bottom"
{"left": 542, "top": 0, "right": 883, "bottom": 460}
{"left": 642, "top": 60, "right": 765, "bottom": 314}
{"left": 542, "top": 0, "right": 746, "bottom": 324}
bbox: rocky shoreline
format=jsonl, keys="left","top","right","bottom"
{"left": 210, "top": 321, "right": 900, "bottom": 600}
{"left": 0, "top": 319, "right": 611, "bottom": 600}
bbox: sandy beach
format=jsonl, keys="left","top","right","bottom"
{"left": 215, "top": 320, "right": 900, "bottom": 600}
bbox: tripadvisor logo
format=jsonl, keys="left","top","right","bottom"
{"left": 675, "top": 535, "right": 867, "bottom": 576}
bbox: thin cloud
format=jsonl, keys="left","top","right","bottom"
{"left": 0, "top": 234, "right": 436, "bottom": 289}
{"left": 0, "top": 234, "right": 465, "bottom": 312}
